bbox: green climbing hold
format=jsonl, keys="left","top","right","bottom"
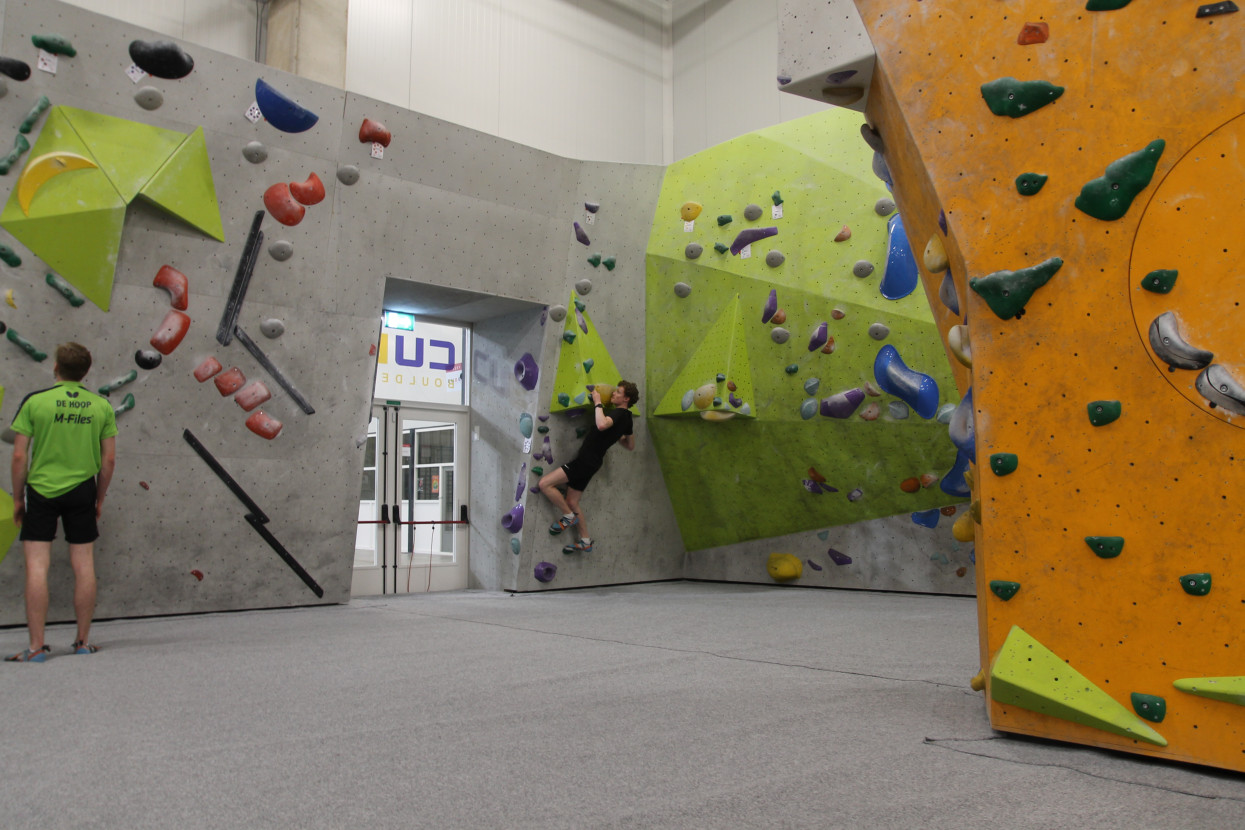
{"left": 519, "top": 412, "right": 533, "bottom": 438}
{"left": 1087, "top": 400, "right": 1121, "bottom": 427}
{"left": 575, "top": 427, "right": 587, "bottom": 439}
{"left": 557, "top": 393, "right": 570, "bottom": 406}
{"left": 113, "top": 392, "right": 135, "bottom": 415}
{"left": 510, "top": 537, "right": 521, "bottom": 555}
{"left": 573, "top": 298, "right": 586, "bottom": 312}
{"left": 989, "top": 580, "right": 1021, "bottom": 601}
{"left": 989, "top": 453, "right": 1019, "bottom": 476}
{"left": 771, "top": 191, "right": 783, "bottom": 206}
{"left": 1130, "top": 693, "right": 1166, "bottom": 723}
{"left": 0, "top": 133, "right": 31, "bottom": 175}
{"left": 531, "top": 466, "right": 543, "bottom": 476}
{"left": 562, "top": 330, "right": 576, "bottom": 344}
{"left": 6, "top": 328, "right": 46, "bottom": 361}
{"left": 537, "top": 425, "right": 549, "bottom": 434}
{"left": 97, "top": 370, "right": 137, "bottom": 397}
{"left": 19, "top": 96, "right": 50, "bottom": 135}
{"left": 582, "top": 358, "right": 594, "bottom": 373}
{"left": 573, "top": 392, "right": 586, "bottom": 405}
{"left": 1179, "top": 572, "right": 1212, "bottom": 596}
{"left": 32, "top": 34, "right": 76, "bottom": 57}
{"left": 715, "top": 373, "right": 726, "bottom": 382}
{"left": 785, "top": 364, "right": 799, "bottom": 375}
{"left": 1084, "top": 536, "right": 1125, "bottom": 559}
{"left": 969, "top": 256, "right": 1063, "bottom": 320}
{"left": 1015, "top": 173, "right": 1048, "bottom": 196}
{"left": 602, "top": 256, "right": 616, "bottom": 271}
{"left": 0, "top": 246, "right": 20, "bottom": 267}
{"left": 980, "top": 77, "right": 1065, "bottom": 118}
{"left": 45, "top": 272, "right": 85, "bottom": 307}
{"left": 717, "top": 215, "right": 733, "bottom": 226}
{"left": 1074, "top": 140, "right": 1165, "bottom": 221}
{"left": 713, "top": 242, "right": 728, "bottom": 254}
{"left": 1140, "top": 269, "right": 1177, "bottom": 294}
{"left": 587, "top": 254, "right": 601, "bottom": 267}
{"left": 1086, "top": 0, "right": 1132, "bottom": 9}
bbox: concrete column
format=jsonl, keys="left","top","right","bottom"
{"left": 265, "top": 0, "right": 348, "bottom": 89}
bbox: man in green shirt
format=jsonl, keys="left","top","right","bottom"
{"left": 6, "top": 343, "right": 117, "bottom": 662}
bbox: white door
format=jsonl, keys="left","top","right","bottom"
{"left": 353, "top": 404, "right": 470, "bottom": 595}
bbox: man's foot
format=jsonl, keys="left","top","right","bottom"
{"left": 549, "top": 513, "right": 578, "bottom": 535}
{"left": 72, "top": 640, "right": 98, "bottom": 655}
{"left": 562, "top": 538, "right": 593, "bottom": 554}
{"left": 5, "top": 645, "right": 51, "bottom": 663}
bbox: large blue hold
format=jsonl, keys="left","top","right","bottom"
{"left": 940, "top": 449, "right": 972, "bottom": 498}
{"left": 948, "top": 387, "right": 975, "bottom": 463}
{"left": 879, "top": 213, "right": 919, "bottom": 300}
{"left": 255, "top": 78, "right": 320, "bottom": 133}
{"left": 873, "top": 345, "right": 940, "bottom": 419}
{"left": 911, "top": 509, "right": 941, "bottom": 529}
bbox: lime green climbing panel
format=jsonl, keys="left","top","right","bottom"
{"left": 653, "top": 294, "right": 756, "bottom": 419}
{"left": 549, "top": 294, "right": 626, "bottom": 414}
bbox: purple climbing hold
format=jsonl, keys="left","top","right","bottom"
{"left": 938, "top": 210, "right": 948, "bottom": 236}
{"left": 802, "top": 479, "right": 822, "bottom": 494}
{"left": 502, "top": 504, "right": 524, "bottom": 532}
{"left": 762, "top": 289, "right": 778, "bottom": 324}
{"left": 879, "top": 213, "right": 919, "bottom": 300}
{"left": 826, "top": 69, "right": 857, "bottom": 84}
{"left": 777, "top": 74, "right": 792, "bottom": 86}
{"left": 729, "top": 226, "right": 778, "bottom": 255}
{"left": 515, "top": 463, "right": 527, "bottom": 502}
{"left": 827, "top": 549, "right": 853, "bottom": 566}
{"left": 808, "top": 322, "right": 829, "bottom": 352}
{"left": 514, "top": 353, "right": 539, "bottom": 390}
{"left": 575, "top": 308, "right": 588, "bottom": 334}
{"left": 873, "top": 345, "right": 940, "bottom": 420}
{"left": 806, "top": 559, "right": 823, "bottom": 571}
{"left": 847, "top": 488, "right": 864, "bottom": 502}
{"left": 729, "top": 392, "right": 743, "bottom": 408}
{"left": 821, "top": 388, "right": 865, "bottom": 419}
{"left": 573, "top": 222, "right": 590, "bottom": 246}
{"left": 534, "top": 562, "right": 557, "bottom": 583}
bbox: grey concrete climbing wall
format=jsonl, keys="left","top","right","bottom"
{"left": 0, "top": 0, "right": 683, "bottom": 622}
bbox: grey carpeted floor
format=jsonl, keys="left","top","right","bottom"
{"left": 2, "top": 582, "right": 1242, "bottom": 829}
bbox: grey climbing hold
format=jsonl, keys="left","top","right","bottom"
{"left": 685, "top": 242, "right": 703, "bottom": 259}
{"left": 873, "top": 153, "right": 892, "bottom": 187}
{"left": 337, "top": 165, "right": 360, "bottom": 186}
{"left": 260, "top": 318, "right": 285, "bottom": 339}
{"left": 575, "top": 279, "right": 592, "bottom": 296}
{"left": 243, "top": 141, "right": 268, "bottom": 164}
{"left": 939, "top": 270, "right": 960, "bottom": 314}
{"left": 853, "top": 260, "right": 875, "bottom": 278}
{"left": 868, "top": 323, "right": 890, "bottom": 341}
{"left": 875, "top": 198, "right": 896, "bottom": 216}
{"left": 860, "top": 123, "right": 884, "bottom": 153}
{"left": 548, "top": 304, "right": 567, "bottom": 322}
{"left": 1149, "top": 311, "right": 1212, "bottom": 372}
{"left": 936, "top": 402, "right": 956, "bottom": 424}
{"left": 888, "top": 401, "right": 911, "bottom": 419}
{"left": 673, "top": 282, "right": 692, "bottom": 298}
{"left": 0, "top": 79, "right": 7, "bottom": 99}
{"left": 803, "top": 378, "right": 820, "bottom": 396}
{"left": 681, "top": 389, "right": 695, "bottom": 411}
{"left": 744, "top": 204, "right": 763, "bottom": 221}
{"left": 800, "top": 399, "right": 818, "bottom": 420}
{"left": 134, "top": 86, "right": 163, "bottom": 111}
{"left": 1196, "top": 364, "right": 1245, "bottom": 416}
{"left": 771, "top": 327, "right": 790, "bottom": 344}
{"left": 268, "top": 240, "right": 293, "bottom": 262}
{"left": 765, "top": 250, "right": 785, "bottom": 268}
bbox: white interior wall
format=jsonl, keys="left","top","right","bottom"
{"left": 60, "top": 0, "right": 258, "bottom": 58}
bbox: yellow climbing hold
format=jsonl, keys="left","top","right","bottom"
{"left": 680, "top": 201, "right": 702, "bottom": 222}
{"left": 971, "top": 669, "right": 987, "bottom": 692}
{"left": 948, "top": 325, "right": 971, "bottom": 368}
{"left": 4, "top": 289, "right": 14, "bottom": 309}
{"left": 952, "top": 511, "right": 975, "bottom": 542}
{"left": 923, "top": 234, "right": 949, "bottom": 273}
{"left": 18, "top": 152, "right": 98, "bottom": 215}
{"left": 767, "top": 552, "right": 803, "bottom": 582}
{"left": 692, "top": 382, "right": 716, "bottom": 410}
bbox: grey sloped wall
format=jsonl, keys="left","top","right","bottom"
{"left": 0, "top": 0, "right": 684, "bottom": 620}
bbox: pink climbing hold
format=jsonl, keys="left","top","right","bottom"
{"left": 245, "top": 410, "right": 283, "bottom": 440}
{"left": 150, "top": 310, "right": 191, "bottom": 355}
{"left": 153, "top": 265, "right": 188, "bottom": 310}
{"left": 289, "top": 172, "right": 325, "bottom": 206}
{"left": 234, "top": 380, "right": 272, "bottom": 412}
{"left": 193, "top": 355, "right": 223, "bottom": 382}
{"left": 263, "top": 182, "right": 306, "bottom": 226}
{"left": 213, "top": 366, "right": 246, "bottom": 396}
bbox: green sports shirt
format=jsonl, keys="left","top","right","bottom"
{"left": 12, "top": 380, "right": 118, "bottom": 498}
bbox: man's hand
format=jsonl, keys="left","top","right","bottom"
{"left": 95, "top": 495, "right": 105, "bottom": 519}
{"left": 12, "top": 496, "right": 23, "bottom": 526}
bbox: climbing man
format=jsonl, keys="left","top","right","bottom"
{"left": 6, "top": 343, "right": 117, "bottom": 662}
{"left": 539, "top": 380, "right": 638, "bottom": 554}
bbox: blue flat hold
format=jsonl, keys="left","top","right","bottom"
{"left": 879, "top": 213, "right": 919, "bottom": 300}
{"left": 911, "top": 509, "right": 941, "bottom": 528}
{"left": 948, "top": 387, "right": 975, "bottom": 462}
{"left": 873, "top": 345, "right": 940, "bottom": 419}
{"left": 940, "top": 449, "right": 972, "bottom": 498}
{"left": 255, "top": 78, "right": 319, "bottom": 133}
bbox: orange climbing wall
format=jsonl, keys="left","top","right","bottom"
{"left": 853, "top": 0, "right": 1245, "bottom": 770}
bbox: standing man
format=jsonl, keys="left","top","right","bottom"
{"left": 539, "top": 380, "right": 638, "bottom": 554}
{"left": 6, "top": 343, "right": 117, "bottom": 662}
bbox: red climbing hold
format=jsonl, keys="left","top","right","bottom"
{"left": 1017, "top": 22, "right": 1049, "bottom": 45}
{"left": 191, "top": 569, "right": 204, "bottom": 581}
{"left": 150, "top": 310, "right": 191, "bottom": 355}
{"left": 153, "top": 265, "right": 189, "bottom": 310}
{"left": 369, "top": 343, "right": 377, "bottom": 356}
{"left": 263, "top": 182, "right": 306, "bottom": 226}
{"left": 193, "top": 356, "right": 223, "bottom": 382}
{"left": 899, "top": 477, "right": 921, "bottom": 493}
{"left": 246, "top": 410, "right": 283, "bottom": 440}
{"left": 213, "top": 366, "right": 246, "bottom": 396}
{"left": 359, "top": 118, "right": 391, "bottom": 147}
{"left": 139, "top": 481, "right": 150, "bottom": 490}
{"left": 234, "top": 380, "right": 272, "bottom": 412}
{"left": 289, "top": 172, "right": 325, "bottom": 206}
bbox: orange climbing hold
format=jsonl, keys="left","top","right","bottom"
{"left": 263, "top": 182, "right": 306, "bottom": 226}
{"left": 246, "top": 410, "right": 283, "bottom": 440}
{"left": 770, "top": 309, "right": 787, "bottom": 325}
{"left": 834, "top": 225, "right": 851, "bottom": 242}
{"left": 149, "top": 310, "right": 190, "bottom": 355}
{"left": 153, "top": 265, "right": 188, "bottom": 310}
{"left": 900, "top": 477, "right": 921, "bottom": 493}
{"left": 1017, "top": 22, "right": 1049, "bottom": 45}
{"left": 289, "top": 172, "right": 325, "bottom": 206}
{"left": 359, "top": 118, "right": 391, "bottom": 147}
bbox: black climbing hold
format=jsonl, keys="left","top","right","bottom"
{"left": 128, "top": 40, "right": 195, "bottom": 80}
{"left": 0, "top": 57, "right": 31, "bottom": 82}
{"left": 134, "top": 349, "right": 163, "bottom": 370}
{"left": 1195, "top": 0, "right": 1236, "bottom": 15}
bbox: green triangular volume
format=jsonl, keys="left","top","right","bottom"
{"left": 60, "top": 106, "right": 187, "bottom": 202}
{"left": 990, "top": 625, "right": 1167, "bottom": 746}
{"left": 138, "top": 127, "right": 226, "bottom": 241}
{"left": 653, "top": 294, "right": 755, "bottom": 419}
{"left": 549, "top": 294, "right": 626, "bottom": 414}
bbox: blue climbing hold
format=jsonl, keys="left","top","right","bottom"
{"left": 912, "top": 508, "right": 941, "bottom": 528}
{"left": 879, "top": 213, "right": 919, "bottom": 300}
{"left": 255, "top": 78, "right": 320, "bottom": 133}
{"left": 873, "top": 345, "right": 940, "bottom": 419}
{"left": 940, "top": 449, "right": 972, "bottom": 498}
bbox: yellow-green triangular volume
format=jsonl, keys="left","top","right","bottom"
{"left": 550, "top": 295, "right": 626, "bottom": 414}
{"left": 138, "top": 127, "right": 226, "bottom": 242}
{"left": 0, "top": 488, "right": 16, "bottom": 566}
{"left": 990, "top": 625, "right": 1167, "bottom": 747}
{"left": 1173, "top": 677, "right": 1245, "bottom": 707}
{"left": 59, "top": 106, "right": 187, "bottom": 202}
{"left": 653, "top": 294, "right": 755, "bottom": 419}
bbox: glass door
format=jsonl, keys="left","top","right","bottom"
{"left": 353, "top": 404, "right": 470, "bottom": 595}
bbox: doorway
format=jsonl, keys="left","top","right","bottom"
{"left": 354, "top": 404, "right": 471, "bottom": 594}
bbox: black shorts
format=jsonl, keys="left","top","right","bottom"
{"left": 21, "top": 478, "right": 99, "bottom": 544}
{"left": 561, "top": 457, "right": 602, "bottom": 492}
